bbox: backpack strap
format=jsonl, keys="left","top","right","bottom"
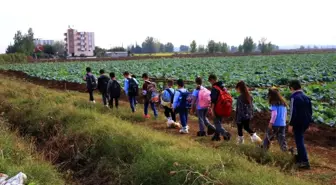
{"left": 166, "top": 88, "right": 174, "bottom": 103}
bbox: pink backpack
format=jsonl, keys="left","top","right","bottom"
{"left": 198, "top": 87, "right": 211, "bottom": 108}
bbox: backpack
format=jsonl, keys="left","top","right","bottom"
{"left": 128, "top": 78, "right": 139, "bottom": 96}
{"left": 213, "top": 86, "right": 232, "bottom": 117}
{"left": 87, "top": 74, "right": 97, "bottom": 89}
{"left": 109, "top": 80, "right": 121, "bottom": 98}
{"left": 176, "top": 90, "right": 192, "bottom": 111}
{"left": 162, "top": 88, "right": 174, "bottom": 103}
{"left": 237, "top": 97, "right": 253, "bottom": 120}
{"left": 99, "top": 76, "right": 109, "bottom": 93}
{"left": 146, "top": 81, "right": 159, "bottom": 103}
{"left": 198, "top": 87, "right": 211, "bottom": 108}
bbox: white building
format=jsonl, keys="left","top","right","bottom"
{"left": 33, "top": 39, "right": 54, "bottom": 46}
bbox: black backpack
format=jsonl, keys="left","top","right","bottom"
{"left": 99, "top": 76, "right": 110, "bottom": 93}
{"left": 109, "top": 80, "right": 121, "bottom": 98}
{"left": 87, "top": 74, "right": 97, "bottom": 89}
{"left": 128, "top": 78, "right": 139, "bottom": 96}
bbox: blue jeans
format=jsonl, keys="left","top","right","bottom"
{"left": 144, "top": 101, "right": 158, "bottom": 117}
{"left": 214, "top": 116, "right": 227, "bottom": 136}
{"left": 128, "top": 96, "right": 136, "bottom": 112}
{"left": 178, "top": 109, "right": 188, "bottom": 128}
{"left": 294, "top": 127, "right": 309, "bottom": 163}
{"left": 196, "top": 109, "right": 211, "bottom": 132}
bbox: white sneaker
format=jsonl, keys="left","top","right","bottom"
{"left": 167, "top": 119, "right": 174, "bottom": 128}
{"left": 251, "top": 133, "right": 262, "bottom": 144}
{"left": 105, "top": 105, "right": 109, "bottom": 108}
{"left": 179, "top": 127, "right": 189, "bottom": 134}
{"left": 237, "top": 136, "right": 244, "bottom": 144}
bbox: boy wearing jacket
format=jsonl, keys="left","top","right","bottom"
{"left": 97, "top": 69, "right": 110, "bottom": 106}
{"left": 123, "top": 71, "right": 139, "bottom": 112}
{"left": 173, "top": 79, "right": 189, "bottom": 134}
{"left": 83, "top": 67, "right": 96, "bottom": 103}
{"left": 288, "top": 80, "right": 313, "bottom": 169}
{"left": 107, "top": 72, "right": 121, "bottom": 109}
{"left": 142, "top": 73, "right": 158, "bottom": 119}
{"left": 208, "top": 74, "right": 231, "bottom": 141}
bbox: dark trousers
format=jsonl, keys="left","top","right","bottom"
{"left": 294, "top": 127, "right": 309, "bottom": 163}
{"left": 164, "top": 106, "right": 176, "bottom": 122}
{"left": 144, "top": 101, "right": 158, "bottom": 117}
{"left": 101, "top": 92, "right": 108, "bottom": 105}
{"left": 263, "top": 126, "right": 287, "bottom": 151}
{"left": 108, "top": 97, "right": 119, "bottom": 109}
{"left": 88, "top": 89, "right": 94, "bottom": 101}
{"left": 128, "top": 96, "right": 136, "bottom": 112}
{"left": 237, "top": 119, "right": 254, "bottom": 136}
{"left": 214, "top": 116, "right": 228, "bottom": 136}
{"left": 178, "top": 109, "right": 188, "bottom": 128}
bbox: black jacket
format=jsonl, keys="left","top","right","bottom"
{"left": 289, "top": 91, "right": 313, "bottom": 130}
{"left": 210, "top": 81, "right": 225, "bottom": 104}
{"left": 97, "top": 75, "right": 110, "bottom": 93}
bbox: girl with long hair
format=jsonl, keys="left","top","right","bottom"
{"left": 262, "top": 87, "right": 288, "bottom": 151}
{"left": 235, "top": 81, "right": 262, "bottom": 144}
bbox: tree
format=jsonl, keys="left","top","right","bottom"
{"left": 179, "top": 45, "right": 189, "bottom": 52}
{"left": 52, "top": 41, "right": 65, "bottom": 55}
{"left": 43, "top": 44, "right": 55, "bottom": 55}
{"left": 258, "top": 37, "right": 274, "bottom": 54}
{"left": 164, "top": 42, "right": 174, "bottom": 52}
{"left": 190, "top": 40, "right": 197, "bottom": 53}
{"left": 141, "top": 37, "right": 161, "bottom": 53}
{"left": 6, "top": 28, "right": 35, "bottom": 55}
{"left": 242, "top": 36, "right": 255, "bottom": 53}
{"left": 207, "top": 40, "right": 216, "bottom": 53}
{"left": 219, "top": 42, "right": 229, "bottom": 53}
{"left": 109, "top": 47, "right": 126, "bottom": 52}
{"left": 159, "top": 43, "right": 165, "bottom": 52}
{"left": 130, "top": 44, "right": 142, "bottom": 53}
{"left": 238, "top": 45, "right": 243, "bottom": 53}
{"left": 94, "top": 46, "right": 106, "bottom": 57}
{"left": 299, "top": 45, "right": 305, "bottom": 50}
{"left": 198, "top": 45, "right": 205, "bottom": 52}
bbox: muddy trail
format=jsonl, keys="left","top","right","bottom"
{"left": 0, "top": 71, "right": 336, "bottom": 184}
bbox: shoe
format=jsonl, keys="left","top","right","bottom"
{"left": 223, "top": 132, "right": 231, "bottom": 141}
{"left": 143, "top": 115, "right": 150, "bottom": 119}
{"left": 167, "top": 119, "right": 174, "bottom": 128}
{"left": 206, "top": 125, "right": 216, "bottom": 135}
{"left": 179, "top": 127, "right": 189, "bottom": 134}
{"left": 105, "top": 105, "right": 109, "bottom": 108}
{"left": 296, "top": 162, "right": 311, "bottom": 170}
{"left": 251, "top": 133, "right": 262, "bottom": 144}
{"left": 197, "top": 131, "right": 206, "bottom": 137}
{"left": 237, "top": 136, "right": 244, "bottom": 144}
{"left": 211, "top": 133, "right": 221, "bottom": 141}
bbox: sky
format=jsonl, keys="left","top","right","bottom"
{"left": 0, "top": 0, "right": 335, "bottom": 53}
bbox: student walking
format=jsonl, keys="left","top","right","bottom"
{"left": 288, "top": 80, "right": 313, "bottom": 169}
{"left": 107, "top": 72, "right": 121, "bottom": 109}
{"left": 142, "top": 73, "right": 158, "bottom": 119}
{"left": 97, "top": 69, "right": 110, "bottom": 107}
{"left": 131, "top": 74, "right": 139, "bottom": 107}
{"left": 123, "top": 71, "right": 139, "bottom": 113}
{"left": 235, "top": 81, "right": 262, "bottom": 144}
{"left": 173, "top": 79, "right": 190, "bottom": 134}
{"left": 83, "top": 67, "right": 97, "bottom": 103}
{"left": 161, "top": 79, "right": 177, "bottom": 127}
{"left": 208, "top": 74, "right": 232, "bottom": 141}
{"left": 191, "top": 77, "right": 216, "bottom": 137}
{"left": 262, "top": 87, "right": 288, "bottom": 151}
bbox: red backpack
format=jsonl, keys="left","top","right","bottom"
{"left": 213, "top": 86, "right": 232, "bottom": 117}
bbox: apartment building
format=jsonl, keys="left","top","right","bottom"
{"left": 64, "top": 28, "right": 95, "bottom": 57}
{"left": 33, "top": 39, "right": 54, "bottom": 46}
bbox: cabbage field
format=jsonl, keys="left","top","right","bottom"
{"left": 0, "top": 53, "right": 335, "bottom": 126}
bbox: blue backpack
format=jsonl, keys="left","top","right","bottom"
{"left": 176, "top": 90, "right": 192, "bottom": 111}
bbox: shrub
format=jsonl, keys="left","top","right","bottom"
{"left": 0, "top": 53, "right": 27, "bottom": 64}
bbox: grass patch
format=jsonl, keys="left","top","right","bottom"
{"left": 0, "top": 118, "right": 64, "bottom": 185}
{"left": 0, "top": 76, "right": 319, "bottom": 185}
